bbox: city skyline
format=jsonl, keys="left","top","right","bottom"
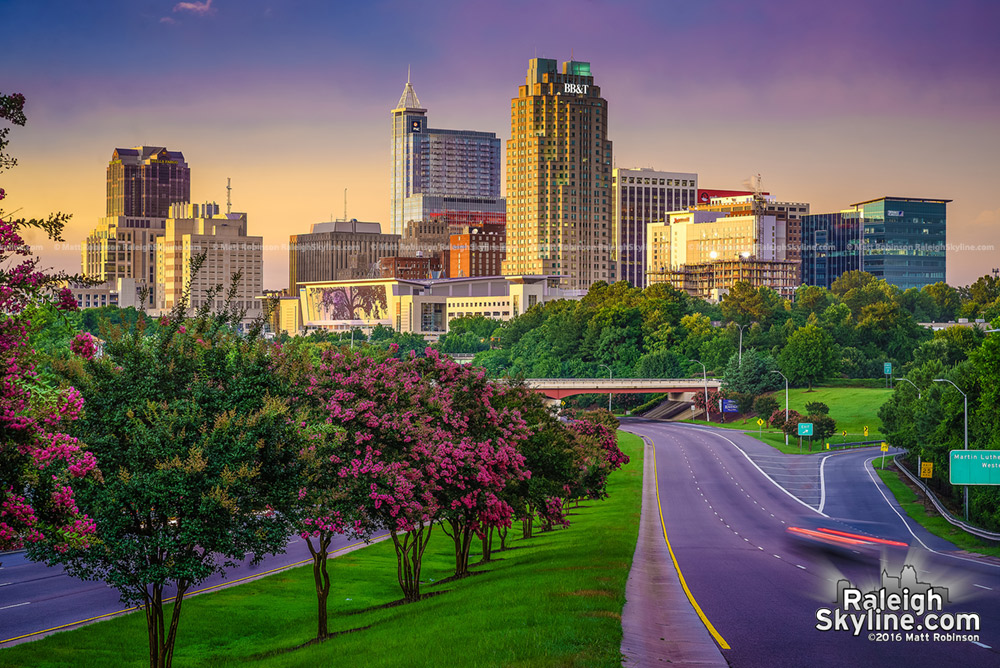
{"left": 4, "top": 0, "right": 999, "bottom": 290}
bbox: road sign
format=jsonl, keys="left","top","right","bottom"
{"left": 757, "top": 418, "right": 765, "bottom": 426}
{"left": 884, "top": 362, "right": 892, "bottom": 375}
{"left": 798, "top": 422, "right": 813, "bottom": 436}
{"left": 950, "top": 450, "right": 1000, "bottom": 485}
{"left": 864, "top": 426, "right": 869, "bottom": 437}
{"left": 920, "top": 462, "right": 933, "bottom": 478}
{"left": 721, "top": 399, "right": 739, "bottom": 413}
{"left": 826, "top": 443, "right": 830, "bottom": 450}
{"left": 842, "top": 430, "right": 847, "bottom": 437}
{"left": 880, "top": 442, "right": 889, "bottom": 452}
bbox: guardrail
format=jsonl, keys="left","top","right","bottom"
{"left": 827, "top": 440, "right": 885, "bottom": 451}
{"left": 892, "top": 453, "right": 1000, "bottom": 543}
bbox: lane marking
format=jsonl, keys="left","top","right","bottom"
{"left": 818, "top": 454, "right": 832, "bottom": 514}
{"left": 971, "top": 641, "right": 992, "bottom": 649}
{"left": 0, "top": 602, "right": 29, "bottom": 611}
{"left": 673, "top": 425, "right": 828, "bottom": 517}
{"left": 973, "top": 584, "right": 992, "bottom": 590}
{"left": 652, "top": 442, "right": 731, "bottom": 650}
{"left": 862, "top": 455, "right": 1000, "bottom": 570}
{"left": 796, "top": 565, "right": 807, "bottom": 570}
{"left": 0, "top": 536, "right": 381, "bottom": 645}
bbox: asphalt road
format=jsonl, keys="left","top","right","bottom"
{"left": 0, "top": 532, "right": 383, "bottom": 646}
{"left": 622, "top": 419, "right": 1000, "bottom": 668}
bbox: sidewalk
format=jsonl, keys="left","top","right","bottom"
{"left": 620, "top": 437, "right": 729, "bottom": 666}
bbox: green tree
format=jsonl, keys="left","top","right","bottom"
{"left": 721, "top": 348, "right": 781, "bottom": 395}
{"left": 753, "top": 395, "right": 778, "bottom": 419}
{"left": 804, "top": 401, "right": 829, "bottom": 415}
{"left": 38, "top": 287, "right": 300, "bottom": 668}
{"left": 921, "top": 282, "right": 961, "bottom": 322}
{"left": 779, "top": 323, "right": 838, "bottom": 390}
{"left": 637, "top": 348, "right": 685, "bottom": 378}
{"left": 720, "top": 281, "right": 786, "bottom": 325}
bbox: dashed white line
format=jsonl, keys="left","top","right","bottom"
{"left": 796, "top": 565, "right": 807, "bottom": 570}
{"left": 773, "top": 554, "right": 782, "bottom": 559}
{"left": 0, "top": 602, "right": 29, "bottom": 611}
{"left": 971, "top": 641, "right": 992, "bottom": 649}
{"left": 974, "top": 584, "right": 992, "bottom": 590}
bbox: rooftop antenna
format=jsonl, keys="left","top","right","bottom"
{"left": 407, "top": 64, "right": 411, "bottom": 84}
{"left": 344, "top": 188, "right": 348, "bottom": 221}
{"left": 226, "top": 177, "right": 232, "bottom": 214}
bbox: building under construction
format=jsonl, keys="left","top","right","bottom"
{"left": 648, "top": 258, "right": 799, "bottom": 302}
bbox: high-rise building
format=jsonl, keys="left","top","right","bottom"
{"left": 694, "top": 193, "right": 809, "bottom": 269}
{"left": 502, "top": 58, "right": 613, "bottom": 291}
{"left": 612, "top": 168, "right": 698, "bottom": 287}
{"left": 288, "top": 220, "right": 400, "bottom": 295}
{"left": 389, "top": 78, "right": 504, "bottom": 237}
{"left": 82, "top": 214, "right": 165, "bottom": 308}
{"left": 106, "top": 146, "right": 190, "bottom": 217}
{"left": 801, "top": 197, "right": 949, "bottom": 290}
{"left": 156, "top": 202, "right": 263, "bottom": 323}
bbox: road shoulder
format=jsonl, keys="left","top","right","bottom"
{"left": 620, "top": 436, "right": 728, "bottom": 667}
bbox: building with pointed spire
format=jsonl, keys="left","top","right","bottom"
{"left": 389, "top": 75, "right": 505, "bottom": 238}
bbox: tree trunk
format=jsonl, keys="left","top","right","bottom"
{"left": 306, "top": 532, "right": 333, "bottom": 639}
{"left": 447, "top": 519, "right": 475, "bottom": 578}
{"left": 480, "top": 527, "right": 493, "bottom": 563}
{"left": 390, "top": 524, "right": 433, "bottom": 602}
{"left": 497, "top": 525, "right": 508, "bottom": 551}
{"left": 521, "top": 506, "right": 534, "bottom": 539}
{"left": 143, "top": 580, "right": 189, "bottom": 668}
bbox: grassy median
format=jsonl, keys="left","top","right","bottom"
{"left": 0, "top": 432, "right": 644, "bottom": 668}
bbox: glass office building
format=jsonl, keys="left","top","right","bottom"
{"left": 390, "top": 79, "right": 503, "bottom": 236}
{"left": 801, "top": 197, "right": 948, "bottom": 290}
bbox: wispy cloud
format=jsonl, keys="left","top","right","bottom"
{"left": 159, "top": 16, "right": 178, "bottom": 25}
{"left": 173, "top": 0, "right": 214, "bottom": 16}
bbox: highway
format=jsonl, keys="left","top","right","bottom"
{"left": 0, "top": 533, "right": 383, "bottom": 646}
{"left": 622, "top": 418, "right": 1000, "bottom": 668}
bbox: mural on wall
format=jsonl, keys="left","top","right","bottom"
{"left": 313, "top": 285, "right": 388, "bottom": 321}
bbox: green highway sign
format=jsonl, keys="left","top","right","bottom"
{"left": 951, "top": 450, "right": 1000, "bottom": 485}
{"left": 884, "top": 362, "right": 892, "bottom": 375}
{"left": 798, "top": 422, "right": 813, "bottom": 436}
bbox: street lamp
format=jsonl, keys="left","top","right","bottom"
{"left": 691, "top": 359, "right": 709, "bottom": 423}
{"left": 898, "top": 377, "right": 921, "bottom": 399}
{"left": 771, "top": 370, "right": 789, "bottom": 446}
{"left": 598, "top": 363, "right": 613, "bottom": 413}
{"left": 735, "top": 322, "right": 753, "bottom": 365}
{"left": 933, "top": 378, "right": 969, "bottom": 521}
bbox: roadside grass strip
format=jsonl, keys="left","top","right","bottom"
{"left": 0, "top": 433, "right": 643, "bottom": 668}
{"left": 876, "top": 467, "right": 1000, "bottom": 559}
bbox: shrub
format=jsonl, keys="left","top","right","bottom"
{"left": 804, "top": 401, "right": 830, "bottom": 415}
{"left": 754, "top": 395, "right": 779, "bottom": 419}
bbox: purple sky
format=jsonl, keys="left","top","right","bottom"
{"left": 4, "top": 0, "right": 999, "bottom": 289}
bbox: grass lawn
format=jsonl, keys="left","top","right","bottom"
{"left": 876, "top": 465, "right": 1000, "bottom": 559}
{"left": 0, "top": 433, "right": 644, "bottom": 668}
{"left": 677, "top": 386, "right": 892, "bottom": 455}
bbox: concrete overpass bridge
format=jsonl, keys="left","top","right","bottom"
{"left": 522, "top": 377, "right": 722, "bottom": 400}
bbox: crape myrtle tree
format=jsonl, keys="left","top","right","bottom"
{"left": 36, "top": 270, "right": 302, "bottom": 668}
{"left": 563, "top": 413, "right": 629, "bottom": 507}
{"left": 413, "top": 350, "right": 531, "bottom": 578}
{"left": 493, "top": 382, "right": 577, "bottom": 543}
{"left": 300, "top": 345, "right": 532, "bottom": 597}
{"left": 1, "top": 91, "right": 100, "bottom": 557}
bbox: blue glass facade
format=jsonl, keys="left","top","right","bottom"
{"left": 801, "top": 197, "right": 948, "bottom": 290}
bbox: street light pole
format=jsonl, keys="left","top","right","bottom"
{"left": 772, "top": 370, "right": 789, "bottom": 447}
{"left": 692, "top": 359, "right": 709, "bottom": 423}
{"left": 898, "top": 377, "right": 921, "bottom": 399}
{"left": 599, "top": 364, "right": 613, "bottom": 413}
{"left": 736, "top": 322, "right": 752, "bottom": 365}
{"left": 934, "top": 378, "right": 969, "bottom": 521}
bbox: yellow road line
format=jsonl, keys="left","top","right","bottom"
{"left": 651, "top": 439, "right": 731, "bottom": 650}
{"left": 0, "top": 538, "right": 372, "bottom": 644}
